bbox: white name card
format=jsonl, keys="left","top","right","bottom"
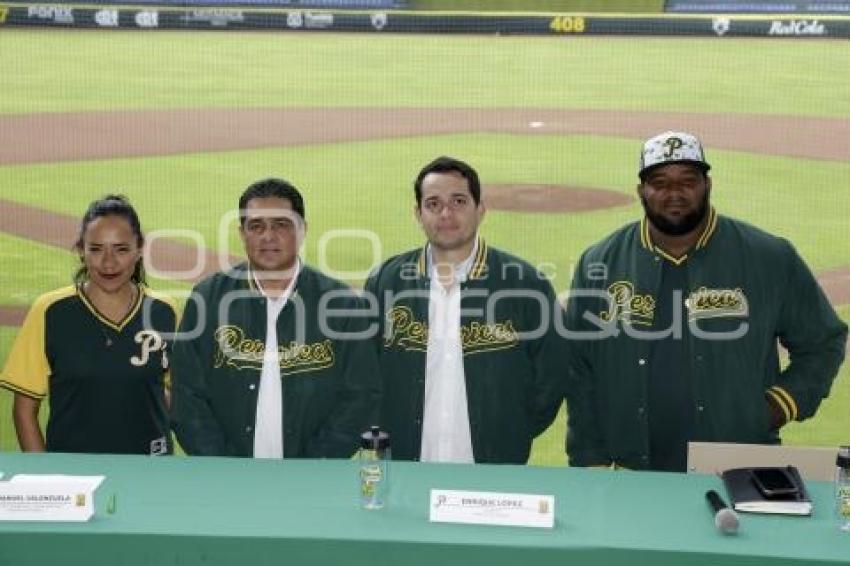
{"left": 429, "top": 489, "right": 555, "bottom": 529}
{"left": 0, "top": 475, "right": 105, "bottom": 522}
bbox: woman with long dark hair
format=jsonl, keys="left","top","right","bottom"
{"left": 1, "top": 195, "right": 177, "bottom": 454}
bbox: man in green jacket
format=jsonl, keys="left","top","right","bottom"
{"left": 366, "top": 156, "right": 564, "bottom": 464}
{"left": 171, "top": 178, "right": 379, "bottom": 458}
{"left": 564, "top": 131, "right": 847, "bottom": 472}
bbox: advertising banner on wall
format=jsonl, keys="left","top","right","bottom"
{"left": 19, "top": 0, "right": 406, "bottom": 7}
{"left": 666, "top": 0, "right": 850, "bottom": 13}
{"left": 3, "top": 5, "right": 850, "bottom": 37}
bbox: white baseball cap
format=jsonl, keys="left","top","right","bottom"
{"left": 639, "top": 131, "right": 711, "bottom": 179}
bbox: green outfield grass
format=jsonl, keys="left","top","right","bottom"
{"left": 781, "top": 306, "right": 850, "bottom": 448}
{"left": 1, "top": 32, "right": 849, "bottom": 117}
{"left": 0, "top": 29, "right": 847, "bottom": 460}
{"left": 0, "top": 234, "right": 78, "bottom": 306}
{"left": 2, "top": 134, "right": 848, "bottom": 280}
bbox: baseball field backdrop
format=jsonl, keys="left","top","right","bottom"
{"left": 0, "top": 13, "right": 848, "bottom": 463}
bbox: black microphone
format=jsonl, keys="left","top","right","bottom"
{"left": 705, "top": 490, "right": 739, "bottom": 535}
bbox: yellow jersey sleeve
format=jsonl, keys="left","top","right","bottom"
{"left": 1, "top": 287, "right": 74, "bottom": 398}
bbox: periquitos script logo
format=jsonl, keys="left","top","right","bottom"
{"left": 769, "top": 20, "right": 826, "bottom": 36}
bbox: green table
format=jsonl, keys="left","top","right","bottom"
{"left": 0, "top": 453, "right": 847, "bottom": 565}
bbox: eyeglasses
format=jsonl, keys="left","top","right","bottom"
{"left": 243, "top": 217, "right": 297, "bottom": 235}
{"left": 421, "top": 196, "right": 473, "bottom": 214}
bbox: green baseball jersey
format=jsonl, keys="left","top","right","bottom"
{"left": 170, "top": 262, "right": 380, "bottom": 459}
{"left": 365, "top": 239, "right": 566, "bottom": 464}
{"left": 564, "top": 209, "right": 848, "bottom": 470}
{"left": 1, "top": 285, "right": 177, "bottom": 454}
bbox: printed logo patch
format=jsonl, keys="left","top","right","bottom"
{"left": 213, "top": 325, "right": 334, "bottom": 374}
{"left": 685, "top": 287, "right": 749, "bottom": 320}
{"left": 385, "top": 306, "right": 519, "bottom": 354}
{"left": 150, "top": 436, "right": 168, "bottom": 456}
{"left": 599, "top": 281, "right": 655, "bottom": 327}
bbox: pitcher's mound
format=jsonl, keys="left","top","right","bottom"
{"left": 483, "top": 184, "right": 633, "bottom": 213}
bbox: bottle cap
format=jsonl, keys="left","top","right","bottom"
{"left": 837, "top": 446, "right": 850, "bottom": 468}
{"left": 361, "top": 425, "right": 390, "bottom": 450}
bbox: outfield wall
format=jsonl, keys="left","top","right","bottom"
{"left": 2, "top": 4, "right": 849, "bottom": 37}
{"left": 666, "top": 0, "right": 850, "bottom": 13}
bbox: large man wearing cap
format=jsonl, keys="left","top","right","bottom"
{"left": 564, "top": 131, "right": 847, "bottom": 472}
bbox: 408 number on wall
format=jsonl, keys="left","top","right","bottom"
{"left": 550, "top": 15, "right": 585, "bottom": 33}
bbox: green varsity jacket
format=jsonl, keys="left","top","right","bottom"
{"left": 565, "top": 209, "right": 847, "bottom": 469}
{"left": 171, "top": 262, "right": 380, "bottom": 458}
{"left": 365, "top": 239, "right": 566, "bottom": 464}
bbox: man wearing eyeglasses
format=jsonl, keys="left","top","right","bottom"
{"left": 171, "top": 178, "right": 379, "bottom": 459}
{"left": 365, "top": 156, "right": 565, "bottom": 464}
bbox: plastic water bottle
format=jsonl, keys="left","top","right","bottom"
{"left": 359, "top": 426, "right": 390, "bottom": 510}
{"left": 836, "top": 446, "right": 850, "bottom": 532}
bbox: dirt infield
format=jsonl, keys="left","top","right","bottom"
{"left": 2, "top": 108, "right": 849, "bottom": 165}
{"left": 483, "top": 184, "right": 633, "bottom": 213}
{"left": 0, "top": 106, "right": 848, "bottom": 327}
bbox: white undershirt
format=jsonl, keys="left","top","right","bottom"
{"left": 419, "top": 241, "right": 478, "bottom": 464}
{"left": 252, "top": 260, "right": 300, "bottom": 459}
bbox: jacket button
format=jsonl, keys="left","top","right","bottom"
{"left": 638, "top": 358, "right": 647, "bottom": 366}
{"left": 245, "top": 425, "right": 253, "bottom": 433}
{"left": 249, "top": 384, "right": 256, "bottom": 391}
{"left": 697, "top": 405, "right": 705, "bottom": 412}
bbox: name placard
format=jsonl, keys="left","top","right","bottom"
{"left": 0, "top": 475, "right": 104, "bottom": 522}
{"left": 429, "top": 489, "right": 555, "bottom": 529}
